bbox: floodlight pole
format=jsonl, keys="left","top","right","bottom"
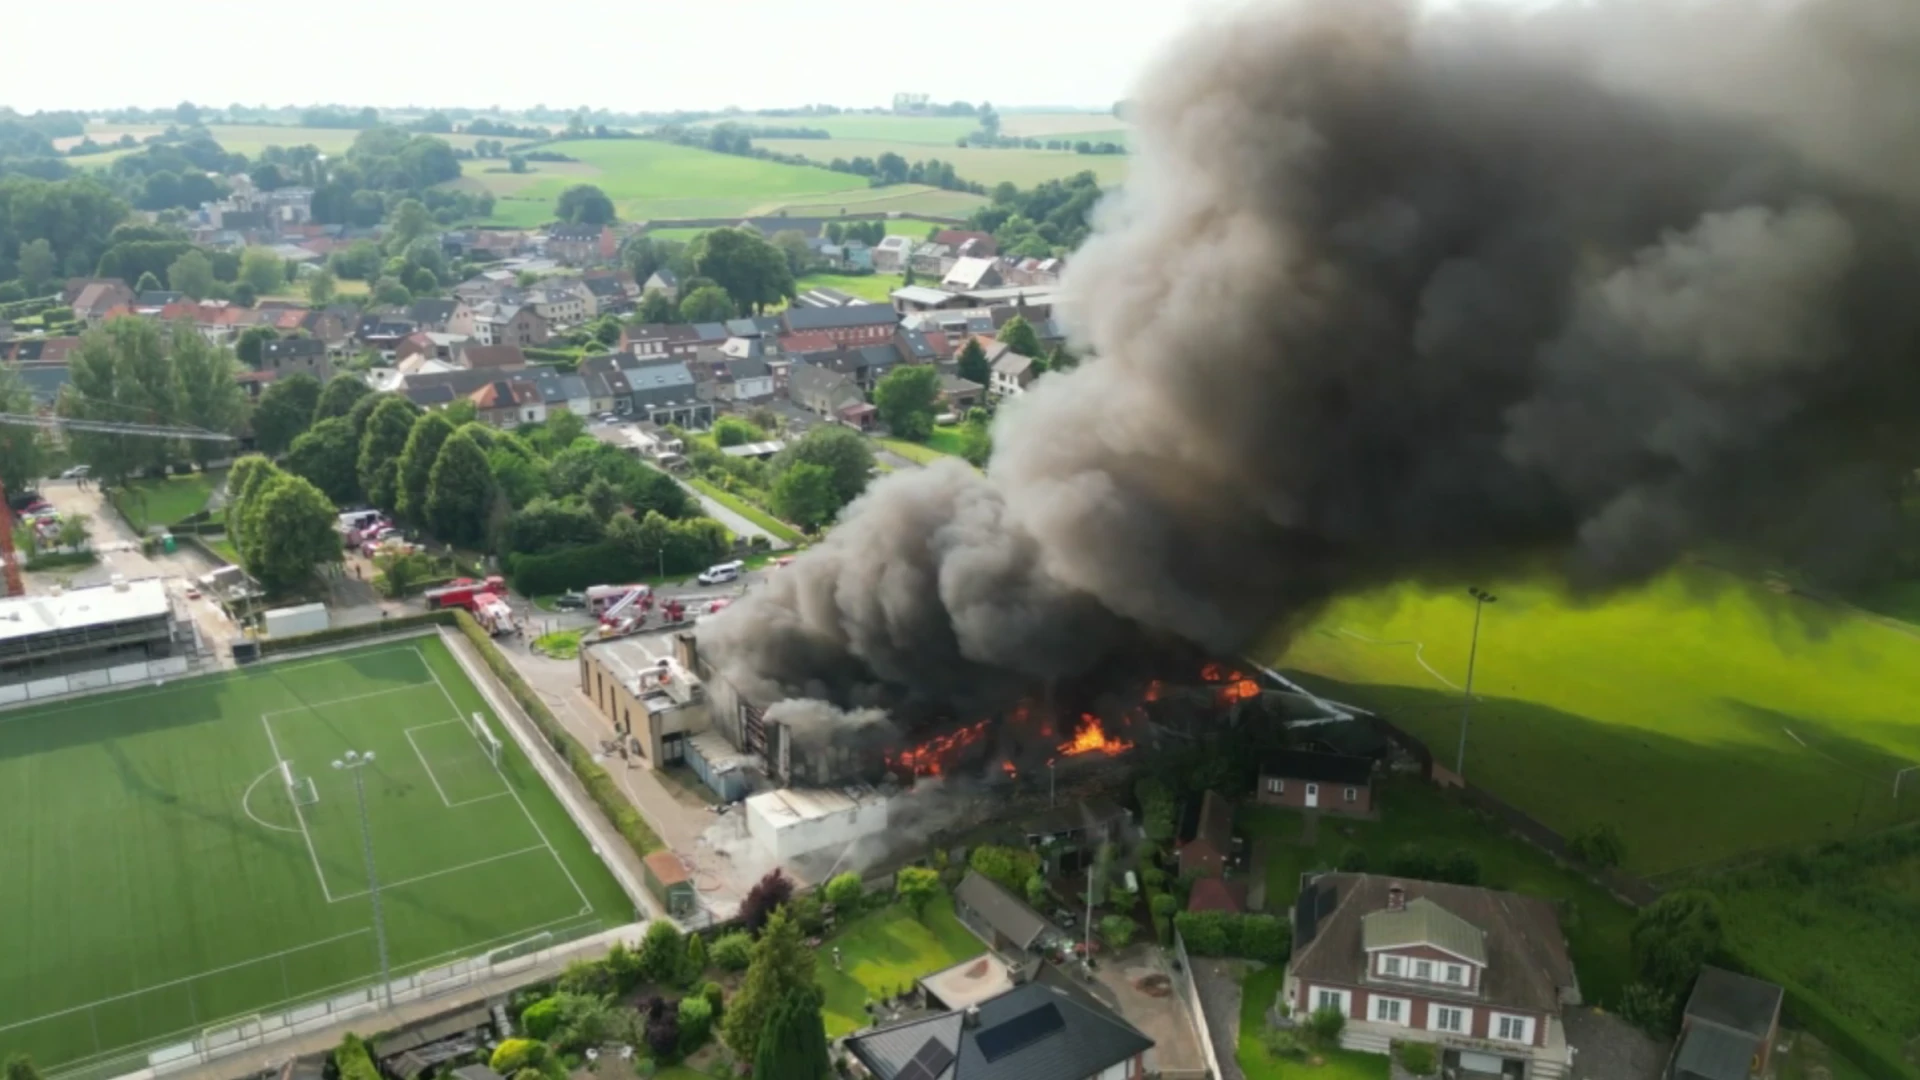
{"left": 334, "top": 750, "right": 392, "bottom": 1006}
{"left": 1454, "top": 588, "right": 1497, "bottom": 780}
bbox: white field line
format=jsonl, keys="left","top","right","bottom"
{"left": 240, "top": 766, "right": 302, "bottom": 834}
{"left": 405, "top": 725, "right": 457, "bottom": 808}
{"left": 327, "top": 845, "right": 549, "bottom": 904}
{"left": 0, "top": 929, "right": 369, "bottom": 1036}
{"left": 414, "top": 646, "right": 595, "bottom": 916}
{"left": 1783, "top": 727, "right": 1809, "bottom": 747}
{"left": 260, "top": 681, "right": 436, "bottom": 719}
{"left": 0, "top": 650, "right": 415, "bottom": 725}
{"left": 405, "top": 720, "right": 512, "bottom": 807}
{"left": 1337, "top": 628, "right": 1466, "bottom": 692}
{"left": 260, "top": 713, "right": 335, "bottom": 902}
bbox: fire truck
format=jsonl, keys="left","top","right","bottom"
{"left": 599, "top": 597, "right": 690, "bottom": 639}
{"left": 472, "top": 592, "right": 517, "bottom": 636}
{"left": 423, "top": 576, "right": 509, "bottom": 611}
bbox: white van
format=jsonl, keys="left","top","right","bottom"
{"left": 697, "top": 560, "right": 745, "bottom": 586}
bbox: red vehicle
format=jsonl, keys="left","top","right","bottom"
{"left": 424, "top": 575, "right": 509, "bottom": 611}
{"left": 601, "top": 598, "right": 688, "bottom": 639}
{"left": 473, "top": 592, "right": 516, "bottom": 636}
{"left": 587, "top": 584, "right": 652, "bottom": 617}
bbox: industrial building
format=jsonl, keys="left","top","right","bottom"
{"left": 577, "top": 633, "right": 710, "bottom": 767}
{"left": 743, "top": 785, "right": 892, "bottom": 862}
{"left": 0, "top": 578, "right": 187, "bottom": 699}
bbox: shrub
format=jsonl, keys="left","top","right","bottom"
{"left": 1238, "top": 915, "right": 1292, "bottom": 963}
{"left": 645, "top": 1000, "right": 681, "bottom": 1062}
{"left": 1150, "top": 892, "right": 1179, "bottom": 918}
{"left": 1442, "top": 848, "right": 1482, "bottom": 886}
{"left": 712, "top": 931, "right": 754, "bottom": 972}
{"left": 1307, "top": 1006, "right": 1346, "bottom": 1047}
{"left": 1397, "top": 1041, "right": 1438, "bottom": 1075}
{"left": 968, "top": 845, "right": 1040, "bottom": 893}
{"left": 335, "top": 1033, "right": 380, "bottom": 1080}
{"left": 1262, "top": 1028, "right": 1309, "bottom": 1060}
{"left": 1569, "top": 823, "right": 1627, "bottom": 869}
{"left": 683, "top": 932, "right": 708, "bottom": 982}
{"left": 1174, "top": 910, "right": 1234, "bottom": 956}
{"left": 741, "top": 869, "right": 795, "bottom": 935}
{"left": 520, "top": 996, "right": 561, "bottom": 1040}
{"left": 677, "top": 994, "right": 715, "bottom": 1053}
{"left": 1616, "top": 981, "right": 1679, "bottom": 1038}
{"left": 702, "top": 980, "right": 726, "bottom": 1015}
{"left": 791, "top": 891, "right": 827, "bottom": 935}
{"left": 489, "top": 1039, "right": 546, "bottom": 1074}
{"left": 1099, "top": 914, "right": 1137, "bottom": 949}
{"left": 1025, "top": 872, "right": 1050, "bottom": 910}
{"left": 1632, "top": 889, "right": 1724, "bottom": 999}
{"left": 824, "top": 871, "right": 864, "bottom": 911}
{"left": 638, "top": 919, "right": 685, "bottom": 986}
{"left": 1386, "top": 843, "right": 1443, "bottom": 881}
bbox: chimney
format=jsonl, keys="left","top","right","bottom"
{"left": 963, "top": 1006, "right": 981, "bottom": 1029}
{"left": 1387, "top": 883, "right": 1406, "bottom": 912}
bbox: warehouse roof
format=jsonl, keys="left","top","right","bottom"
{"left": 0, "top": 579, "right": 169, "bottom": 643}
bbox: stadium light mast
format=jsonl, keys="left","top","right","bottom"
{"left": 1454, "top": 587, "right": 1497, "bottom": 779}
{"left": 333, "top": 749, "right": 392, "bottom": 1006}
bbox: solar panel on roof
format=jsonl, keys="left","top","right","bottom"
{"left": 975, "top": 1003, "right": 1064, "bottom": 1063}
{"left": 912, "top": 1038, "right": 955, "bottom": 1075}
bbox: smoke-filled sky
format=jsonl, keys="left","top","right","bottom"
{"left": 702, "top": 0, "right": 1920, "bottom": 713}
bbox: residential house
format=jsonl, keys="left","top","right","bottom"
{"left": 546, "top": 223, "right": 617, "bottom": 266}
{"left": 788, "top": 363, "right": 873, "bottom": 430}
{"left": 469, "top": 378, "right": 546, "bottom": 428}
{"left": 623, "top": 322, "right": 702, "bottom": 359}
{"left": 990, "top": 349, "right": 1038, "bottom": 399}
{"left": 892, "top": 285, "right": 961, "bottom": 315}
{"left": 782, "top": 303, "right": 899, "bottom": 346}
{"left": 457, "top": 344, "right": 529, "bottom": 372}
{"left": 1284, "top": 874, "right": 1579, "bottom": 1078}
{"left": 793, "top": 285, "right": 861, "bottom": 310}
{"left": 527, "top": 365, "right": 593, "bottom": 416}
{"left": 910, "top": 242, "right": 956, "bottom": 277}
{"left": 259, "top": 337, "right": 334, "bottom": 383}
{"left": 581, "top": 272, "right": 635, "bottom": 314}
{"left": 791, "top": 344, "right": 899, "bottom": 392}
{"left": 134, "top": 290, "right": 185, "bottom": 311}
{"left": 896, "top": 326, "right": 946, "bottom": 365}
{"left": 872, "top": 234, "right": 916, "bottom": 273}
{"left": 580, "top": 354, "right": 712, "bottom": 429}
{"left": 1021, "top": 797, "right": 1130, "bottom": 875}
{"left": 299, "top": 307, "right": 351, "bottom": 350}
{"left": 451, "top": 302, "right": 549, "bottom": 348}
{"left": 408, "top": 299, "right": 459, "bottom": 333}
{"left": 1179, "top": 790, "right": 1235, "bottom": 878}
{"left": 939, "top": 373, "right": 985, "bottom": 412}
{"left": 844, "top": 982, "right": 1154, "bottom": 1080}
{"left": 953, "top": 870, "right": 1061, "bottom": 955}
{"left": 527, "top": 281, "right": 594, "bottom": 326}
{"left": 356, "top": 311, "right": 418, "bottom": 352}
{"left": 942, "top": 256, "right": 1004, "bottom": 292}
{"left": 1670, "top": 968, "right": 1784, "bottom": 1080}
{"left": 69, "top": 279, "right": 134, "bottom": 326}
{"left": 934, "top": 230, "right": 998, "bottom": 257}
{"left": 720, "top": 355, "right": 776, "bottom": 402}
{"left": 642, "top": 268, "right": 680, "bottom": 301}
{"left": 1258, "top": 751, "right": 1375, "bottom": 817}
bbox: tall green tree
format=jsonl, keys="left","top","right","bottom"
{"left": 134, "top": 270, "right": 162, "bottom": 294}
{"left": 636, "top": 291, "right": 675, "bottom": 323}
{"left": 283, "top": 417, "right": 361, "bottom": 506}
{"left": 357, "top": 395, "right": 422, "bottom": 512}
{"left": 234, "top": 326, "right": 277, "bottom": 368}
{"left": 874, "top": 364, "right": 941, "bottom": 441}
{"left": 251, "top": 372, "right": 322, "bottom": 455}
{"left": 555, "top": 184, "right": 615, "bottom": 225}
{"left": 396, "top": 411, "right": 455, "bottom": 522}
{"left": 956, "top": 337, "right": 991, "bottom": 387}
{"left": 239, "top": 471, "right": 340, "bottom": 591}
{"left": 305, "top": 266, "right": 336, "bottom": 305}
{"left": 773, "top": 425, "right": 872, "bottom": 509}
{"left": 772, "top": 461, "right": 836, "bottom": 531}
{"left": 168, "top": 327, "right": 245, "bottom": 466}
{"left": 224, "top": 454, "right": 278, "bottom": 544}
{"left": 16, "top": 239, "right": 56, "bottom": 293}
{"left": 166, "top": 249, "right": 215, "bottom": 298}
{"left": 690, "top": 227, "right": 794, "bottom": 314}
{"left": 721, "top": 909, "right": 818, "bottom": 1063}
{"left": 60, "top": 318, "right": 177, "bottom": 484}
{"left": 387, "top": 199, "right": 431, "bottom": 251}
{"left": 678, "top": 284, "right": 735, "bottom": 323}
{"left": 0, "top": 367, "right": 46, "bottom": 496}
{"left": 425, "top": 429, "right": 494, "bottom": 545}
{"left": 313, "top": 376, "right": 371, "bottom": 423}
{"left": 752, "top": 991, "right": 831, "bottom": 1080}
{"left": 239, "top": 247, "right": 284, "bottom": 294}
{"left": 996, "top": 314, "right": 1042, "bottom": 358}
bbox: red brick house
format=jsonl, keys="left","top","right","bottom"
{"left": 469, "top": 378, "right": 545, "bottom": 428}
{"left": 782, "top": 303, "right": 898, "bottom": 346}
{"left": 1284, "top": 874, "right": 1578, "bottom": 1078}
{"left": 1257, "top": 750, "right": 1375, "bottom": 818}
{"left": 1178, "top": 789, "right": 1235, "bottom": 878}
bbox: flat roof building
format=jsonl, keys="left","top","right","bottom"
{"left": 0, "top": 578, "right": 179, "bottom": 681}
{"left": 578, "top": 632, "right": 710, "bottom": 768}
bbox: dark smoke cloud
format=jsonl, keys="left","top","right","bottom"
{"left": 702, "top": 0, "right": 1920, "bottom": 711}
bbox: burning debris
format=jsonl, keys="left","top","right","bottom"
{"left": 702, "top": 0, "right": 1920, "bottom": 731}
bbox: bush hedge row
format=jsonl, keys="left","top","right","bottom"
{"left": 23, "top": 550, "right": 98, "bottom": 571}
{"left": 1175, "top": 910, "right": 1292, "bottom": 963}
{"left": 509, "top": 542, "right": 645, "bottom": 595}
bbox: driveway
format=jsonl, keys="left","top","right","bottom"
{"left": 584, "top": 421, "right": 791, "bottom": 550}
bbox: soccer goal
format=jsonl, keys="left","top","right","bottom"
{"left": 280, "top": 760, "right": 319, "bottom": 807}
{"left": 466, "top": 711, "right": 505, "bottom": 768}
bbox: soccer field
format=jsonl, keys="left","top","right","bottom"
{"left": 0, "top": 636, "right": 631, "bottom": 1073}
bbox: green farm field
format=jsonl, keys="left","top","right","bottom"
{"left": 1271, "top": 566, "right": 1920, "bottom": 874}
{"left": 0, "top": 637, "right": 629, "bottom": 1072}
{"left": 755, "top": 138, "right": 1128, "bottom": 187}
{"left": 695, "top": 111, "right": 1125, "bottom": 144}
{"left": 773, "top": 186, "right": 987, "bottom": 219}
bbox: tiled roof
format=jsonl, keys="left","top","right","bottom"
{"left": 1362, "top": 897, "right": 1488, "bottom": 965}
{"left": 954, "top": 871, "right": 1057, "bottom": 951}
{"left": 784, "top": 304, "right": 900, "bottom": 332}
{"left": 847, "top": 981, "right": 1152, "bottom": 1080}
{"left": 1262, "top": 751, "right": 1373, "bottom": 786}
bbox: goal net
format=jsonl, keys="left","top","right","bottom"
{"left": 280, "top": 760, "right": 319, "bottom": 807}
{"left": 466, "top": 711, "right": 504, "bottom": 768}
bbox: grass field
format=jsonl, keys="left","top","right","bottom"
{"left": 771, "top": 186, "right": 988, "bottom": 219}
{"left": 686, "top": 478, "right": 805, "bottom": 544}
{"left": 756, "top": 138, "right": 1128, "bottom": 188}
{"left": 469, "top": 139, "right": 870, "bottom": 227}
{"left": 1244, "top": 781, "right": 1636, "bottom": 1007}
{"left": 815, "top": 897, "right": 985, "bottom": 1037}
{"left": 0, "top": 637, "right": 629, "bottom": 1071}
{"left": 1271, "top": 566, "right": 1920, "bottom": 874}
{"left": 1237, "top": 967, "right": 1387, "bottom": 1079}
{"left": 68, "top": 123, "right": 496, "bottom": 166}
{"left": 795, "top": 271, "right": 904, "bottom": 303}
{"left": 694, "top": 111, "right": 1126, "bottom": 144}
{"left": 110, "top": 471, "right": 222, "bottom": 532}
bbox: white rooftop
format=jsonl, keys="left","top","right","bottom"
{"left": 0, "top": 579, "right": 171, "bottom": 643}
{"left": 745, "top": 784, "right": 885, "bottom": 825}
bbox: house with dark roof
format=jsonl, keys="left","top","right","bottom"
{"left": 782, "top": 302, "right": 899, "bottom": 346}
{"left": 458, "top": 343, "right": 529, "bottom": 372}
{"left": 409, "top": 298, "right": 459, "bottom": 332}
{"left": 990, "top": 349, "right": 1038, "bottom": 399}
{"left": 1020, "top": 798, "right": 1130, "bottom": 875}
{"left": 1257, "top": 751, "right": 1375, "bottom": 818}
{"left": 259, "top": 337, "right": 334, "bottom": 383}
{"left": 546, "top": 223, "right": 616, "bottom": 265}
{"left": 469, "top": 378, "right": 545, "bottom": 428}
{"left": 1669, "top": 967, "right": 1782, "bottom": 1080}
{"left": 581, "top": 354, "right": 712, "bottom": 429}
{"left": 1178, "top": 790, "right": 1235, "bottom": 878}
{"left": 1285, "top": 873, "right": 1578, "bottom": 1077}
{"left": 642, "top": 268, "right": 680, "bottom": 300}
{"left": 788, "top": 362, "right": 869, "bottom": 429}
{"left": 623, "top": 322, "right": 702, "bottom": 359}
{"left": 844, "top": 981, "right": 1152, "bottom": 1080}
{"left": 954, "top": 870, "right": 1063, "bottom": 955}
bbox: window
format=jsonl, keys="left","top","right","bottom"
{"left": 1431, "top": 1006, "right": 1467, "bottom": 1034}
{"left": 1344, "top": 787, "right": 1357, "bottom": 801}
{"left": 1415, "top": 960, "right": 1433, "bottom": 981}
{"left": 1313, "top": 988, "right": 1350, "bottom": 1016}
{"left": 1381, "top": 955, "right": 1403, "bottom": 977}
{"left": 1494, "top": 1014, "right": 1534, "bottom": 1043}
{"left": 1373, "top": 997, "right": 1406, "bottom": 1025}
{"left": 1444, "top": 964, "right": 1465, "bottom": 985}
{"left": 1267, "top": 779, "right": 1284, "bottom": 794}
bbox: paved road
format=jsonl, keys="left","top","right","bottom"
{"left": 584, "top": 420, "right": 792, "bottom": 550}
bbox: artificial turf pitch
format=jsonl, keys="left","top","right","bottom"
{"left": 0, "top": 636, "right": 631, "bottom": 1072}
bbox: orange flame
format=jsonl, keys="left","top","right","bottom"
{"left": 1001, "top": 760, "right": 1017, "bottom": 778}
{"left": 1218, "top": 678, "right": 1261, "bottom": 705}
{"left": 1058, "top": 713, "right": 1135, "bottom": 757}
{"left": 1144, "top": 680, "right": 1165, "bottom": 702}
{"left": 885, "top": 720, "right": 990, "bottom": 777}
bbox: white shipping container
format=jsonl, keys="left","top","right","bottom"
{"left": 262, "top": 603, "right": 330, "bottom": 638}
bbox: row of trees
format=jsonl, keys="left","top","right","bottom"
{"left": 225, "top": 457, "right": 340, "bottom": 591}
{"left": 57, "top": 319, "right": 247, "bottom": 481}
{"left": 969, "top": 171, "right": 1105, "bottom": 259}
{"left": 692, "top": 421, "right": 874, "bottom": 533}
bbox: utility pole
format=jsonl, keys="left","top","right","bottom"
{"left": 1454, "top": 587, "right": 1497, "bottom": 779}
{"left": 1083, "top": 859, "right": 1094, "bottom": 972}
{"left": 333, "top": 749, "right": 392, "bottom": 1006}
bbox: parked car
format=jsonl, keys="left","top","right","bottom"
{"left": 60, "top": 465, "right": 90, "bottom": 479}
{"left": 697, "top": 561, "right": 745, "bottom": 586}
{"left": 554, "top": 592, "right": 587, "bottom": 611}
{"left": 6, "top": 489, "right": 40, "bottom": 511}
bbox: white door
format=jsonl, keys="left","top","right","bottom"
{"left": 1459, "top": 1052, "right": 1505, "bottom": 1073}
{"left": 1305, "top": 783, "right": 1319, "bottom": 808}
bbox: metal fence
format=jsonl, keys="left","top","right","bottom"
{"left": 1170, "top": 930, "right": 1226, "bottom": 1080}
{"left": 45, "top": 918, "right": 631, "bottom": 1080}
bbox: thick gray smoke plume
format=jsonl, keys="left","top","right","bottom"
{"left": 703, "top": 0, "right": 1920, "bottom": 711}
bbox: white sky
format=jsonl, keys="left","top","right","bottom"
{"left": 0, "top": 0, "right": 1236, "bottom": 115}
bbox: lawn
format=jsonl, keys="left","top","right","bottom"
{"left": 1271, "top": 566, "right": 1920, "bottom": 875}
{"left": 756, "top": 138, "right": 1129, "bottom": 188}
{"left": 207, "top": 535, "right": 242, "bottom": 565}
{"left": 696, "top": 113, "right": 981, "bottom": 145}
{"left": 796, "top": 271, "right": 905, "bottom": 303}
{"left": 686, "top": 478, "right": 805, "bottom": 544}
{"left": 877, "top": 427, "right": 974, "bottom": 467}
{"left": 0, "top": 637, "right": 629, "bottom": 1071}
{"left": 110, "top": 470, "right": 223, "bottom": 533}
{"left": 472, "top": 139, "right": 870, "bottom": 227}
{"left": 1243, "top": 780, "right": 1636, "bottom": 1007}
{"left": 532, "top": 629, "right": 585, "bottom": 659}
{"left": 815, "top": 897, "right": 986, "bottom": 1037}
{"left": 1238, "top": 967, "right": 1388, "bottom": 1080}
